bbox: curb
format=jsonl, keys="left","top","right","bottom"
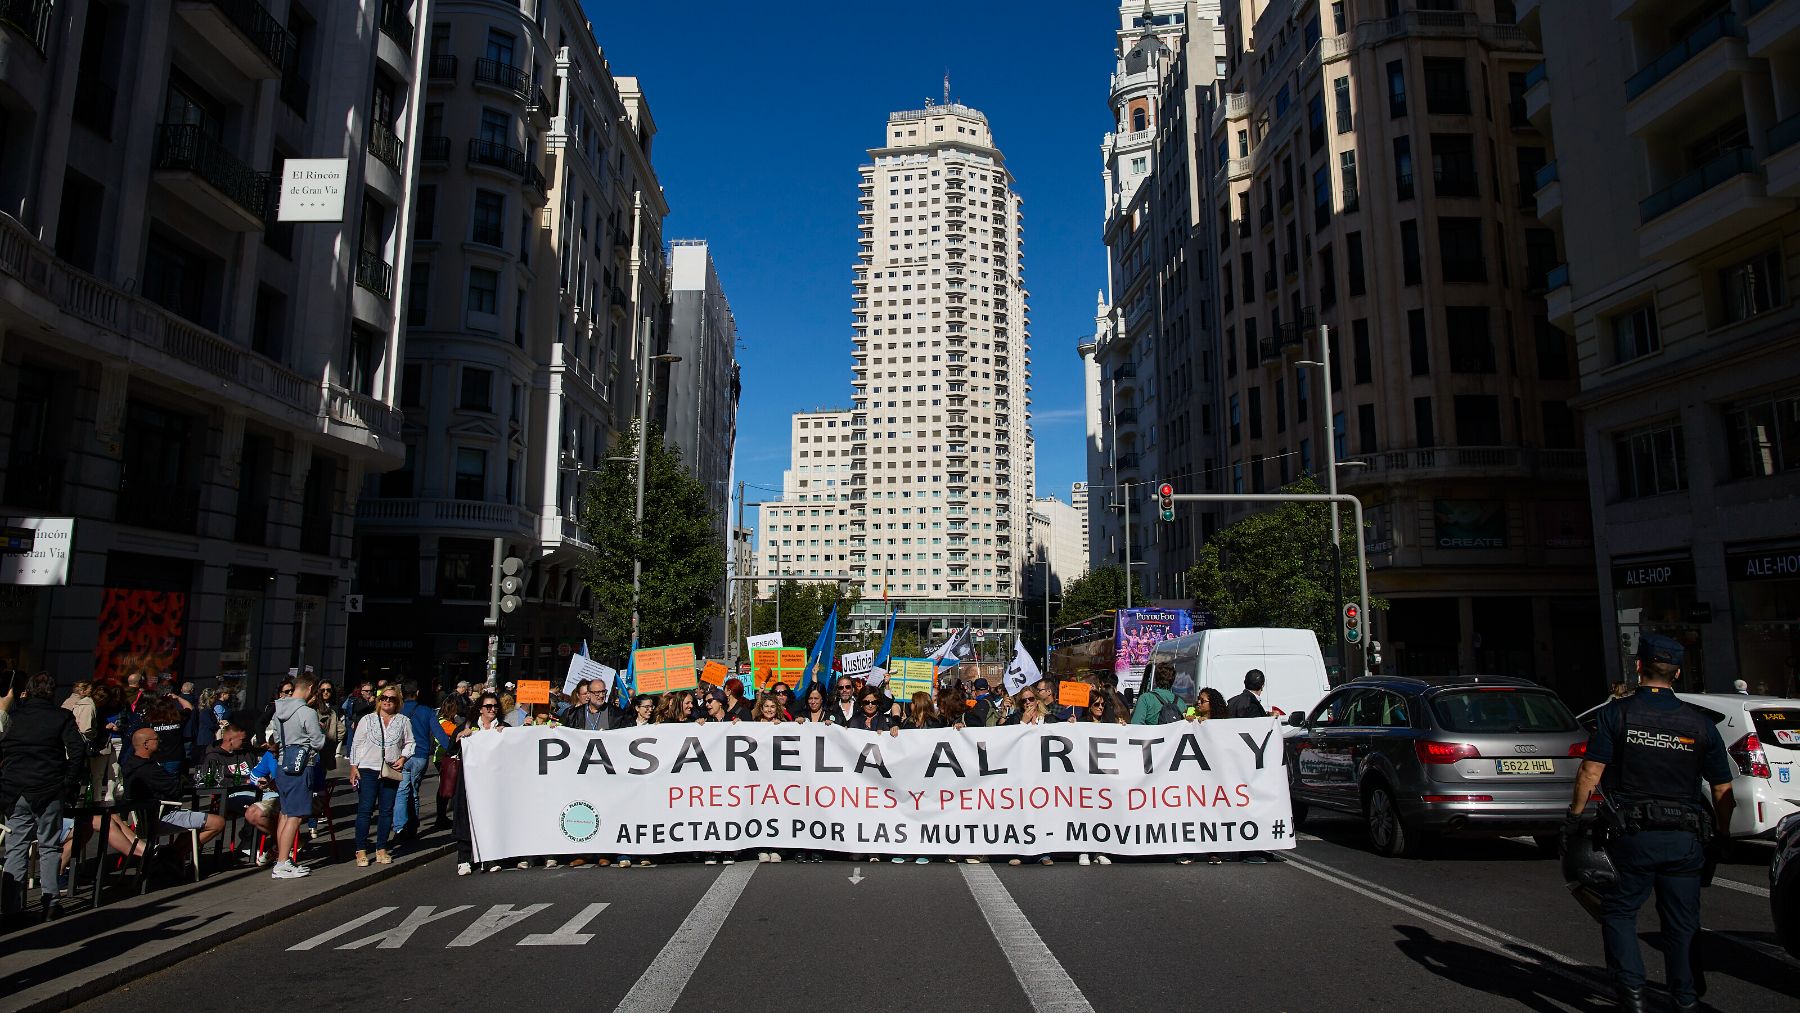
{"left": 11, "top": 841, "right": 456, "bottom": 1012}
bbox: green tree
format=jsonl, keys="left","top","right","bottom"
{"left": 747, "top": 581, "right": 859, "bottom": 656}
{"left": 1054, "top": 566, "right": 1144, "bottom": 628}
{"left": 1180, "top": 476, "right": 1383, "bottom": 652}
{"left": 576, "top": 424, "right": 726, "bottom": 662}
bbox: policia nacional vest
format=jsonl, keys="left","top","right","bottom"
{"left": 1604, "top": 691, "right": 1710, "bottom": 830}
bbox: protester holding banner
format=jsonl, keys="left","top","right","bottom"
{"left": 829, "top": 678, "right": 859, "bottom": 724}
{"left": 851, "top": 690, "right": 897, "bottom": 732}
{"left": 621, "top": 695, "right": 656, "bottom": 727}
{"left": 722, "top": 679, "right": 752, "bottom": 721}
{"left": 453, "top": 691, "right": 504, "bottom": 875}
{"left": 796, "top": 686, "right": 830, "bottom": 725}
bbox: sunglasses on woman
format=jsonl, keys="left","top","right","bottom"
{"left": 861, "top": 699, "right": 879, "bottom": 707}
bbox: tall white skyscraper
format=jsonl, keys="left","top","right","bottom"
{"left": 845, "top": 101, "right": 1033, "bottom": 641}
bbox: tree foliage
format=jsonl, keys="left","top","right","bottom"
{"left": 1054, "top": 566, "right": 1144, "bottom": 629}
{"left": 576, "top": 425, "right": 727, "bottom": 662}
{"left": 1180, "top": 476, "right": 1382, "bottom": 650}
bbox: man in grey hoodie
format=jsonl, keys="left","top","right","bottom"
{"left": 267, "top": 676, "right": 325, "bottom": 880}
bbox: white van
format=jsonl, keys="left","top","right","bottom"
{"left": 1145, "top": 627, "right": 1332, "bottom": 721}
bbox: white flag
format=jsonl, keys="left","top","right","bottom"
{"left": 1004, "top": 637, "right": 1042, "bottom": 697}
{"left": 928, "top": 624, "right": 973, "bottom": 666}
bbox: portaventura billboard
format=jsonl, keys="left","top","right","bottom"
{"left": 462, "top": 721, "right": 1295, "bottom": 861}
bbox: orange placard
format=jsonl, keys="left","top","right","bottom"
{"left": 633, "top": 647, "right": 668, "bottom": 695}
{"left": 515, "top": 680, "right": 551, "bottom": 705}
{"left": 664, "top": 644, "right": 698, "bottom": 691}
{"left": 700, "top": 660, "right": 728, "bottom": 686}
{"left": 779, "top": 648, "right": 807, "bottom": 670}
{"left": 1057, "top": 681, "right": 1093, "bottom": 709}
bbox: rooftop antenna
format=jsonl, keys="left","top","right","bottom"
{"left": 944, "top": 68, "right": 951, "bottom": 106}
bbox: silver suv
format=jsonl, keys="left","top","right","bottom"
{"left": 1285, "top": 675, "right": 1586, "bottom": 857}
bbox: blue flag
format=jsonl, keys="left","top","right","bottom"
{"left": 869, "top": 608, "right": 897, "bottom": 685}
{"left": 801, "top": 606, "right": 839, "bottom": 694}
{"left": 620, "top": 638, "right": 638, "bottom": 698}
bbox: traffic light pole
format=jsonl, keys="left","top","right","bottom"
{"left": 1168, "top": 491, "right": 1371, "bottom": 679}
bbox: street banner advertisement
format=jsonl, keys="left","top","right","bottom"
{"left": 751, "top": 648, "right": 807, "bottom": 690}
{"left": 1058, "top": 682, "right": 1093, "bottom": 709}
{"left": 886, "top": 658, "right": 936, "bottom": 700}
{"left": 840, "top": 650, "right": 875, "bottom": 678}
{"left": 462, "top": 719, "right": 1296, "bottom": 860}
{"left": 563, "top": 655, "right": 618, "bottom": 698}
{"left": 515, "top": 680, "right": 551, "bottom": 706}
{"left": 700, "top": 661, "right": 729, "bottom": 687}
{"left": 1113, "top": 608, "right": 1194, "bottom": 694}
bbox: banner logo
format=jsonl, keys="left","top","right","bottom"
{"left": 560, "top": 800, "right": 601, "bottom": 843}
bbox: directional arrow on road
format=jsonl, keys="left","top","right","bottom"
{"left": 848, "top": 866, "right": 865, "bottom": 886}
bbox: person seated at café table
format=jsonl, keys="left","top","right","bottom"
{"left": 122, "top": 727, "right": 227, "bottom": 871}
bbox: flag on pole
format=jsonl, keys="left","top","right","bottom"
{"left": 868, "top": 608, "right": 897, "bottom": 687}
{"left": 801, "top": 605, "right": 838, "bottom": 693}
{"left": 927, "top": 623, "right": 974, "bottom": 669}
{"left": 1004, "top": 636, "right": 1043, "bottom": 696}
{"left": 620, "top": 637, "right": 638, "bottom": 697}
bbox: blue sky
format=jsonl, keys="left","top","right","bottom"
{"left": 584, "top": 0, "right": 1117, "bottom": 522}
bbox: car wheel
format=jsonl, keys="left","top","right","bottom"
{"left": 1364, "top": 783, "right": 1418, "bottom": 858}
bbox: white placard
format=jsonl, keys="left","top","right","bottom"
{"left": 563, "top": 654, "right": 617, "bottom": 698}
{"left": 745, "top": 632, "right": 784, "bottom": 653}
{"left": 462, "top": 719, "right": 1296, "bottom": 862}
{"left": 1, "top": 517, "right": 73, "bottom": 586}
{"left": 840, "top": 650, "right": 874, "bottom": 677}
{"left": 277, "top": 158, "right": 351, "bottom": 222}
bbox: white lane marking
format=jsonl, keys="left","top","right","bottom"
{"left": 447, "top": 903, "right": 553, "bottom": 947}
{"left": 613, "top": 862, "right": 757, "bottom": 1013}
{"left": 1282, "top": 854, "right": 1608, "bottom": 994}
{"left": 338, "top": 904, "right": 474, "bottom": 949}
{"left": 960, "top": 864, "right": 1097, "bottom": 1013}
{"left": 1708, "top": 928, "right": 1800, "bottom": 968}
{"left": 287, "top": 906, "right": 398, "bottom": 951}
{"left": 1709, "top": 875, "right": 1770, "bottom": 898}
{"left": 519, "top": 902, "right": 611, "bottom": 946}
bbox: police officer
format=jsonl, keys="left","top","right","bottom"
{"left": 1565, "top": 634, "right": 1734, "bottom": 1012}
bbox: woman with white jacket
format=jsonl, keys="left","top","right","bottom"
{"left": 348, "top": 687, "right": 414, "bottom": 867}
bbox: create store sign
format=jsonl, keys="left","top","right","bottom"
{"left": 1727, "top": 548, "right": 1800, "bottom": 583}
{"left": 1432, "top": 500, "right": 1507, "bottom": 549}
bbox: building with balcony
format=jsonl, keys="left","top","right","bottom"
{"left": 347, "top": 0, "right": 668, "bottom": 684}
{"left": 1207, "top": 0, "right": 1598, "bottom": 693}
{"left": 659, "top": 239, "right": 741, "bottom": 653}
{"left": 1088, "top": 2, "right": 1227, "bottom": 597}
{"left": 1525, "top": 0, "right": 1800, "bottom": 697}
{"left": 1026, "top": 494, "right": 1088, "bottom": 603}
{"left": 840, "top": 100, "right": 1035, "bottom": 646}
{"left": 755, "top": 409, "right": 854, "bottom": 589}
{"left": 0, "top": 0, "right": 421, "bottom": 696}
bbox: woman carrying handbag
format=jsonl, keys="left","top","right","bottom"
{"left": 348, "top": 687, "right": 413, "bottom": 867}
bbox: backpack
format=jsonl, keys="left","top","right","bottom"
{"left": 1154, "top": 689, "right": 1184, "bottom": 724}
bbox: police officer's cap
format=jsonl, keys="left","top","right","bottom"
{"left": 1638, "top": 633, "right": 1684, "bottom": 667}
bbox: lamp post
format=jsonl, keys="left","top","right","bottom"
{"left": 1299, "top": 324, "right": 1367, "bottom": 678}
{"left": 630, "top": 349, "right": 682, "bottom": 653}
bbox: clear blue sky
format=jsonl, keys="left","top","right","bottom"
{"left": 584, "top": 0, "right": 1117, "bottom": 522}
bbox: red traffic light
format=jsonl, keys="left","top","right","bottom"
{"left": 1158, "top": 483, "right": 1173, "bottom": 497}
{"left": 1343, "top": 604, "right": 1360, "bottom": 620}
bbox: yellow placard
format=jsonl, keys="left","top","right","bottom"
{"left": 885, "top": 658, "right": 936, "bottom": 701}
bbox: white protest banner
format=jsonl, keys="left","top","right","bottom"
{"left": 563, "top": 654, "right": 617, "bottom": 699}
{"left": 461, "top": 719, "right": 1295, "bottom": 862}
{"left": 840, "top": 650, "right": 874, "bottom": 678}
{"left": 745, "top": 632, "right": 783, "bottom": 653}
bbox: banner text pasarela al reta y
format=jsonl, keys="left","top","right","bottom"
{"left": 460, "top": 720, "right": 1296, "bottom": 860}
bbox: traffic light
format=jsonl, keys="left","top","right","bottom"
{"left": 497, "top": 555, "right": 524, "bottom": 614}
{"left": 1157, "top": 482, "right": 1175, "bottom": 522}
{"left": 1343, "top": 602, "right": 1362, "bottom": 645}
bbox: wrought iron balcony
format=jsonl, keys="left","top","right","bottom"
{"left": 355, "top": 249, "right": 393, "bottom": 299}
{"left": 427, "top": 54, "right": 458, "bottom": 81}
{"left": 368, "top": 119, "right": 404, "bottom": 170}
{"left": 474, "top": 58, "right": 529, "bottom": 95}
{"left": 153, "top": 124, "right": 269, "bottom": 223}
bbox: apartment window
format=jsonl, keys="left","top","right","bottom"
{"left": 1393, "top": 136, "right": 1414, "bottom": 200}
{"left": 459, "top": 367, "right": 493, "bottom": 411}
{"left": 1248, "top": 387, "right": 1263, "bottom": 439}
{"left": 484, "top": 28, "right": 516, "bottom": 66}
{"left": 1331, "top": 1, "right": 1346, "bottom": 33}
{"left": 1719, "top": 248, "right": 1784, "bottom": 324}
{"left": 1414, "top": 397, "right": 1435, "bottom": 446}
{"left": 1229, "top": 394, "right": 1241, "bottom": 445}
{"left": 1333, "top": 411, "right": 1347, "bottom": 459}
{"left": 1319, "top": 244, "right": 1336, "bottom": 308}
{"left": 1225, "top": 325, "right": 1237, "bottom": 377}
{"left": 1250, "top": 455, "right": 1266, "bottom": 493}
{"left": 1526, "top": 228, "right": 1559, "bottom": 290}
{"left": 1307, "top": 92, "right": 1325, "bottom": 154}
{"left": 1446, "top": 307, "right": 1495, "bottom": 373}
{"left": 1334, "top": 76, "right": 1352, "bottom": 133}
{"left": 1400, "top": 220, "right": 1421, "bottom": 285}
{"left": 479, "top": 108, "right": 509, "bottom": 146}
{"left": 467, "top": 267, "right": 498, "bottom": 316}
{"left": 1352, "top": 318, "right": 1372, "bottom": 385}
{"left": 347, "top": 325, "right": 378, "bottom": 395}
{"left": 454, "top": 447, "right": 488, "bottom": 501}
{"left": 1237, "top": 129, "right": 1249, "bottom": 158}
{"left": 1614, "top": 422, "right": 1687, "bottom": 499}
{"left": 1312, "top": 165, "right": 1332, "bottom": 231}
{"left": 1423, "top": 58, "right": 1470, "bottom": 114}
{"left": 1610, "top": 303, "right": 1660, "bottom": 363}
{"left": 1329, "top": 330, "right": 1342, "bottom": 391}
{"left": 1542, "top": 401, "right": 1578, "bottom": 448}
{"left": 1431, "top": 133, "right": 1477, "bottom": 197}
{"left": 251, "top": 285, "right": 286, "bottom": 360}
{"left": 1275, "top": 378, "right": 1287, "bottom": 433}
{"left": 1346, "top": 231, "right": 1366, "bottom": 297}
{"left": 1537, "top": 319, "right": 1570, "bottom": 379}
{"left": 1296, "top": 370, "right": 1310, "bottom": 422}
{"left": 143, "top": 230, "right": 213, "bottom": 327}
{"left": 472, "top": 190, "right": 504, "bottom": 247}
{"left": 1408, "top": 308, "right": 1429, "bottom": 375}
{"left": 407, "top": 264, "right": 429, "bottom": 327}
{"left": 1240, "top": 252, "right": 1254, "bottom": 303}
{"left": 1357, "top": 403, "right": 1377, "bottom": 455}
{"left": 117, "top": 400, "right": 198, "bottom": 534}
{"left": 415, "top": 184, "right": 437, "bottom": 240}
{"left": 1455, "top": 395, "right": 1503, "bottom": 446}
{"left": 1340, "top": 150, "right": 1359, "bottom": 212}
{"left": 1232, "top": 462, "right": 1244, "bottom": 493}
{"left": 1439, "top": 218, "right": 1485, "bottom": 283}
{"left": 1387, "top": 60, "right": 1407, "bottom": 118}
{"left": 1726, "top": 390, "right": 1800, "bottom": 479}
{"left": 401, "top": 363, "right": 422, "bottom": 407}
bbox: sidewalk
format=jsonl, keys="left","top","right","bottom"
{"left": 0, "top": 781, "right": 455, "bottom": 1012}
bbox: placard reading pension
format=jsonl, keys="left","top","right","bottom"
{"left": 461, "top": 720, "right": 1297, "bottom": 861}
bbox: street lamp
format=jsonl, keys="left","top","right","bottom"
{"left": 630, "top": 351, "right": 683, "bottom": 654}
{"left": 1299, "top": 324, "right": 1358, "bottom": 676}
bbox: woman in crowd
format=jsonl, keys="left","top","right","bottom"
{"left": 1178, "top": 687, "right": 1232, "bottom": 866}
{"left": 721, "top": 679, "right": 752, "bottom": 721}
{"left": 433, "top": 696, "right": 467, "bottom": 834}
{"left": 655, "top": 692, "right": 693, "bottom": 724}
{"left": 795, "top": 685, "right": 830, "bottom": 725}
{"left": 621, "top": 694, "right": 657, "bottom": 727}
{"left": 698, "top": 692, "right": 731, "bottom": 725}
{"left": 850, "top": 689, "right": 897, "bottom": 732}
{"left": 313, "top": 681, "right": 344, "bottom": 819}
{"left": 456, "top": 691, "right": 506, "bottom": 875}
{"left": 1003, "top": 691, "right": 1057, "bottom": 867}
{"left": 501, "top": 691, "right": 528, "bottom": 727}
{"left": 752, "top": 695, "right": 788, "bottom": 863}
{"left": 348, "top": 685, "right": 414, "bottom": 868}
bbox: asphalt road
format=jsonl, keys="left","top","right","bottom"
{"left": 78, "top": 813, "right": 1797, "bottom": 1013}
